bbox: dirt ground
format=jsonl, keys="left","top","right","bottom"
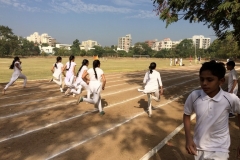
{"left": 0, "top": 65, "right": 239, "bottom": 160}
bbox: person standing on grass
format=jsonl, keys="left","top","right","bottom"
{"left": 226, "top": 60, "right": 239, "bottom": 118}
{"left": 138, "top": 62, "right": 163, "bottom": 117}
{"left": 50, "top": 56, "right": 65, "bottom": 93}
{"left": 70, "top": 59, "right": 90, "bottom": 98}
{"left": 77, "top": 60, "right": 106, "bottom": 116}
{"left": 183, "top": 61, "right": 240, "bottom": 160}
{"left": 62, "top": 55, "right": 76, "bottom": 96}
{"left": 2, "top": 56, "right": 27, "bottom": 95}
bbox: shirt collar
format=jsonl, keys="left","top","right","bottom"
{"left": 201, "top": 88, "right": 224, "bottom": 102}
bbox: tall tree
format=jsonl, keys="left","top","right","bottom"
{"left": 152, "top": 0, "right": 240, "bottom": 45}
{"left": 71, "top": 39, "right": 81, "bottom": 55}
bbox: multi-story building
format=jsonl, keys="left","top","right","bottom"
{"left": 27, "top": 32, "right": 56, "bottom": 46}
{"left": 191, "top": 35, "right": 211, "bottom": 49}
{"left": 80, "top": 40, "right": 100, "bottom": 51}
{"left": 118, "top": 34, "right": 132, "bottom": 52}
{"left": 152, "top": 38, "right": 181, "bottom": 51}
{"left": 145, "top": 39, "right": 158, "bottom": 48}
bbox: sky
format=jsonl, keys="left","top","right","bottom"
{"left": 0, "top": 0, "right": 217, "bottom": 46}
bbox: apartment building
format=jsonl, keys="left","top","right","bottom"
{"left": 145, "top": 39, "right": 158, "bottom": 47}
{"left": 80, "top": 40, "right": 100, "bottom": 51}
{"left": 191, "top": 35, "right": 211, "bottom": 49}
{"left": 152, "top": 38, "right": 181, "bottom": 51}
{"left": 118, "top": 34, "right": 132, "bottom": 52}
{"left": 27, "top": 32, "right": 56, "bottom": 46}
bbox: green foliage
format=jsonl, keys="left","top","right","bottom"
{"left": 71, "top": 39, "right": 81, "bottom": 55}
{"left": 152, "top": 0, "right": 240, "bottom": 45}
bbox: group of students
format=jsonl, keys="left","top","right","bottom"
{"left": 2, "top": 56, "right": 240, "bottom": 159}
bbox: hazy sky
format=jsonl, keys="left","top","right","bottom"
{"left": 0, "top": 0, "right": 217, "bottom": 46}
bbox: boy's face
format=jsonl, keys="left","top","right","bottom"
{"left": 226, "top": 65, "right": 232, "bottom": 70}
{"left": 199, "top": 70, "right": 225, "bottom": 98}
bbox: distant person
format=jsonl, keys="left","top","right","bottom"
{"left": 226, "top": 60, "right": 239, "bottom": 118}
{"left": 62, "top": 55, "right": 76, "bottom": 96}
{"left": 71, "top": 59, "right": 90, "bottom": 98}
{"left": 180, "top": 58, "right": 183, "bottom": 66}
{"left": 77, "top": 60, "right": 106, "bottom": 116}
{"left": 170, "top": 58, "right": 172, "bottom": 66}
{"left": 137, "top": 62, "right": 163, "bottom": 117}
{"left": 2, "top": 56, "right": 27, "bottom": 95}
{"left": 183, "top": 61, "right": 240, "bottom": 160}
{"left": 50, "top": 56, "right": 65, "bottom": 93}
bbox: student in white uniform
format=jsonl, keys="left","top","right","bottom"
{"left": 71, "top": 59, "right": 90, "bottom": 98}
{"left": 77, "top": 60, "right": 106, "bottom": 116}
{"left": 62, "top": 55, "right": 76, "bottom": 95}
{"left": 226, "top": 60, "right": 239, "bottom": 118}
{"left": 183, "top": 61, "right": 240, "bottom": 160}
{"left": 138, "top": 62, "right": 163, "bottom": 117}
{"left": 2, "top": 56, "right": 27, "bottom": 95}
{"left": 50, "top": 56, "right": 65, "bottom": 93}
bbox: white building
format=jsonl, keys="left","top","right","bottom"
{"left": 55, "top": 44, "right": 71, "bottom": 50}
{"left": 152, "top": 38, "right": 181, "bottom": 51}
{"left": 80, "top": 40, "right": 100, "bottom": 51}
{"left": 27, "top": 32, "right": 56, "bottom": 46}
{"left": 118, "top": 34, "right": 132, "bottom": 52}
{"left": 39, "top": 46, "right": 55, "bottom": 54}
{"left": 191, "top": 35, "right": 211, "bottom": 49}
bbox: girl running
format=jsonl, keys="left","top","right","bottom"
{"left": 62, "top": 55, "right": 76, "bottom": 95}
{"left": 71, "top": 59, "right": 90, "bottom": 98}
{"left": 2, "top": 56, "right": 27, "bottom": 95}
{"left": 77, "top": 60, "right": 106, "bottom": 116}
{"left": 138, "top": 62, "right": 163, "bottom": 117}
{"left": 50, "top": 56, "right": 65, "bottom": 93}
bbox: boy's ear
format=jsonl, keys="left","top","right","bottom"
{"left": 219, "top": 77, "right": 225, "bottom": 85}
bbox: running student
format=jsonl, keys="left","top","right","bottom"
{"left": 2, "top": 56, "right": 27, "bottom": 95}
{"left": 62, "top": 55, "right": 76, "bottom": 95}
{"left": 71, "top": 59, "right": 90, "bottom": 98}
{"left": 77, "top": 60, "right": 106, "bottom": 116}
{"left": 226, "top": 60, "right": 239, "bottom": 118}
{"left": 138, "top": 62, "right": 163, "bottom": 117}
{"left": 50, "top": 56, "right": 65, "bottom": 93}
{"left": 183, "top": 61, "right": 240, "bottom": 160}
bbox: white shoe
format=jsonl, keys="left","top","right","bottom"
{"left": 138, "top": 88, "right": 143, "bottom": 92}
{"left": 73, "top": 94, "right": 76, "bottom": 97}
{"left": 60, "top": 88, "right": 64, "bottom": 93}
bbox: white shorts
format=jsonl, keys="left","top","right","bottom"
{"left": 194, "top": 150, "right": 229, "bottom": 160}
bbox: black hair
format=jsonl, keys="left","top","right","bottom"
{"left": 93, "top": 60, "right": 100, "bottom": 80}
{"left": 76, "top": 59, "right": 89, "bottom": 77}
{"left": 9, "top": 56, "right": 20, "bottom": 69}
{"left": 149, "top": 62, "right": 156, "bottom": 74}
{"left": 66, "top": 55, "right": 75, "bottom": 71}
{"left": 199, "top": 61, "right": 226, "bottom": 79}
{"left": 54, "top": 56, "right": 62, "bottom": 69}
{"left": 226, "top": 61, "right": 235, "bottom": 68}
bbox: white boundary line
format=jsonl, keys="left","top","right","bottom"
{"left": 45, "top": 87, "right": 200, "bottom": 160}
{"left": 139, "top": 114, "right": 196, "bottom": 160}
{"left": 0, "top": 78, "right": 199, "bottom": 143}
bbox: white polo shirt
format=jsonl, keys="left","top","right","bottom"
{"left": 184, "top": 89, "right": 240, "bottom": 152}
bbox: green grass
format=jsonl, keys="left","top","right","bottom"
{"left": 0, "top": 57, "right": 197, "bottom": 82}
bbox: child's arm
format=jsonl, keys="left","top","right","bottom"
{"left": 229, "top": 80, "right": 238, "bottom": 93}
{"left": 51, "top": 66, "right": 54, "bottom": 73}
{"left": 183, "top": 114, "right": 197, "bottom": 155}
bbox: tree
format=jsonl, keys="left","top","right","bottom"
{"left": 152, "top": 0, "right": 240, "bottom": 45}
{"left": 71, "top": 39, "right": 81, "bottom": 55}
{"left": 174, "top": 39, "right": 194, "bottom": 58}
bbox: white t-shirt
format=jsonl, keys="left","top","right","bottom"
{"left": 143, "top": 70, "right": 162, "bottom": 93}
{"left": 228, "top": 69, "right": 238, "bottom": 93}
{"left": 87, "top": 68, "right": 104, "bottom": 82}
{"left": 184, "top": 89, "right": 240, "bottom": 152}
{"left": 77, "top": 65, "right": 88, "bottom": 79}
{"left": 13, "top": 61, "right": 21, "bottom": 75}
{"left": 53, "top": 62, "right": 63, "bottom": 79}
{"left": 65, "top": 61, "right": 76, "bottom": 78}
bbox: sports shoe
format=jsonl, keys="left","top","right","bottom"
{"left": 77, "top": 97, "right": 83, "bottom": 104}
{"left": 60, "top": 88, "right": 64, "bottom": 93}
{"left": 152, "top": 106, "right": 157, "bottom": 110}
{"left": 148, "top": 114, "right": 152, "bottom": 118}
{"left": 64, "top": 88, "right": 71, "bottom": 96}
{"left": 99, "top": 111, "right": 105, "bottom": 116}
{"left": 229, "top": 113, "right": 236, "bottom": 118}
{"left": 73, "top": 94, "right": 76, "bottom": 97}
{"left": 137, "top": 88, "right": 143, "bottom": 92}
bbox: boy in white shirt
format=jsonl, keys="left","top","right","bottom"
{"left": 226, "top": 60, "right": 239, "bottom": 118}
{"left": 183, "top": 61, "right": 240, "bottom": 160}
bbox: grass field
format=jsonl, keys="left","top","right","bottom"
{"left": 0, "top": 57, "right": 197, "bottom": 82}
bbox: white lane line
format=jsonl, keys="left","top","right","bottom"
{"left": 139, "top": 114, "right": 196, "bottom": 160}
{"left": 0, "top": 75, "right": 197, "bottom": 108}
{"left": 45, "top": 87, "right": 200, "bottom": 160}
{"left": 0, "top": 78, "right": 199, "bottom": 143}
